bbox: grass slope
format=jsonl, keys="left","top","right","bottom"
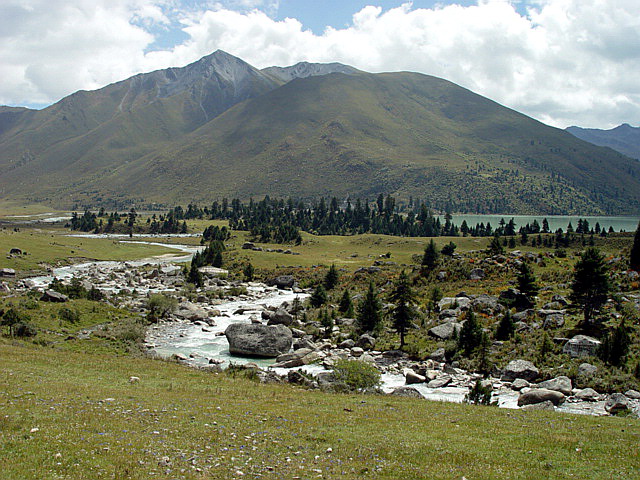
{"left": 97, "top": 72, "right": 640, "bottom": 214}
{"left": 1, "top": 345, "right": 639, "bottom": 480}
{"left": 2, "top": 64, "right": 640, "bottom": 213}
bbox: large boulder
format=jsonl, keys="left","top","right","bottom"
{"left": 428, "top": 322, "right": 462, "bottom": 340}
{"left": 563, "top": 335, "right": 601, "bottom": 358}
{"left": 469, "top": 268, "right": 485, "bottom": 280}
{"left": 472, "top": 294, "right": 501, "bottom": 314}
{"left": 356, "top": 334, "right": 376, "bottom": 350}
{"left": 499, "top": 288, "right": 533, "bottom": 311}
{"left": 427, "top": 375, "right": 452, "bottom": 388}
{"left": 270, "top": 275, "right": 295, "bottom": 289}
{"left": 536, "top": 376, "right": 572, "bottom": 396}
{"left": 225, "top": 323, "right": 292, "bottom": 358}
{"left": 40, "top": 290, "right": 69, "bottom": 302}
{"left": 501, "top": 359, "right": 539, "bottom": 382}
{"left": 604, "top": 393, "right": 629, "bottom": 414}
{"left": 578, "top": 363, "right": 598, "bottom": 376}
{"left": 174, "top": 302, "right": 208, "bottom": 321}
{"left": 405, "top": 370, "right": 427, "bottom": 385}
{"left": 267, "top": 308, "right": 294, "bottom": 326}
{"left": 574, "top": 388, "right": 600, "bottom": 402}
{"left": 542, "top": 313, "right": 565, "bottom": 329}
{"left": 391, "top": 386, "right": 424, "bottom": 398}
{"left": 518, "top": 388, "right": 565, "bottom": 406}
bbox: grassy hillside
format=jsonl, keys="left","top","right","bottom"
{"left": 567, "top": 124, "right": 640, "bottom": 160}
{"left": 2, "top": 343, "right": 639, "bottom": 480}
{"left": 1, "top": 54, "right": 640, "bottom": 213}
{"left": 72, "top": 73, "right": 640, "bottom": 213}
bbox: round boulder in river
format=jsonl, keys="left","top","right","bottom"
{"left": 225, "top": 323, "right": 293, "bottom": 358}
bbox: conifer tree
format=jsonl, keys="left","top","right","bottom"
{"left": 357, "top": 281, "right": 382, "bottom": 334}
{"left": 599, "top": 318, "right": 630, "bottom": 366}
{"left": 243, "top": 262, "right": 254, "bottom": 281}
{"left": 630, "top": 221, "right": 640, "bottom": 271}
{"left": 338, "top": 289, "right": 354, "bottom": 317}
{"left": 570, "top": 247, "right": 610, "bottom": 325}
{"left": 421, "top": 239, "right": 439, "bottom": 273}
{"left": 320, "top": 309, "right": 333, "bottom": 338}
{"left": 324, "top": 264, "right": 339, "bottom": 290}
{"left": 517, "top": 261, "right": 539, "bottom": 298}
{"left": 458, "top": 311, "right": 483, "bottom": 356}
{"left": 487, "top": 234, "right": 505, "bottom": 255}
{"left": 495, "top": 310, "right": 515, "bottom": 340}
{"left": 310, "top": 284, "right": 328, "bottom": 308}
{"left": 389, "top": 270, "right": 415, "bottom": 348}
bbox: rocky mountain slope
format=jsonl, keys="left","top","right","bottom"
{"left": 1, "top": 51, "right": 639, "bottom": 213}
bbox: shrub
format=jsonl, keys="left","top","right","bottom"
{"left": 147, "top": 294, "right": 178, "bottom": 322}
{"left": 332, "top": 359, "right": 381, "bottom": 392}
{"left": 59, "top": 307, "right": 81, "bottom": 324}
{"left": 14, "top": 322, "right": 37, "bottom": 337}
{"left": 465, "top": 379, "right": 493, "bottom": 405}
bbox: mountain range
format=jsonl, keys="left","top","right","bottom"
{"left": 1, "top": 50, "right": 639, "bottom": 214}
{"left": 566, "top": 124, "right": 640, "bottom": 161}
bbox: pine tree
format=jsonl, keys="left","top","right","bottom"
{"left": 600, "top": 318, "right": 630, "bottom": 366}
{"left": 630, "top": 221, "right": 640, "bottom": 271}
{"left": 338, "top": 289, "right": 354, "bottom": 317}
{"left": 243, "top": 263, "right": 254, "bottom": 281}
{"left": 570, "top": 247, "right": 610, "bottom": 325}
{"left": 495, "top": 310, "right": 515, "bottom": 340}
{"left": 320, "top": 309, "right": 333, "bottom": 338}
{"left": 487, "top": 234, "right": 505, "bottom": 255}
{"left": 187, "top": 264, "right": 203, "bottom": 287}
{"left": 441, "top": 241, "right": 457, "bottom": 256}
{"left": 357, "top": 281, "right": 382, "bottom": 334}
{"left": 458, "top": 311, "right": 483, "bottom": 356}
{"left": 389, "top": 270, "right": 415, "bottom": 348}
{"left": 310, "top": 285, "right": 328, "bottom": 308}
{"left": 477, "top": 331, "right": 492, "bottom": 374}
{"left": 421, "top": 239, "right": 439, "bottom": 273}
{"left": 517, "top": 261, "right": 539, "bottom": 298}
{"left": 324, "top": 264, "right": 339, "bottom": 290}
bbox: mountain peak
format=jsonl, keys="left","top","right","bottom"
{"left": 262, "top": 61, "right": 361, "bottom": 83}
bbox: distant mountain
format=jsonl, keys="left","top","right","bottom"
{"left": 1, "top": 51, "right": 640, "bottom": 214}
{"left": 566, "top": 124, "right": 640, "bottom": 160}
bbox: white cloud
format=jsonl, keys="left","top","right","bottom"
{"left": 1, "top": 0, "right": 639, "bottom": 128}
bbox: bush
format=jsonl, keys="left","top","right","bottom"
{"left": 14, "top": 322, "right": 37, "bottom": 337}
{"left": 465, "top": 379, "right": 493, "bottom": 405}
{"left": 59, "top": 307, "right": 81, "bottom": 324}
{"left": 147, "top": 294, "right": 178, "bottom": 322}
{"left": 332, "top": 359, "right": 381, "bottom": 392}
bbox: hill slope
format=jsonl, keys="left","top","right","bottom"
{"left": 1, "top": 52, "right": 640, "bottom": 213}
{"left": 82, "top": 72, "right": 640, "bottom": 214}
{"left": 567, "top": 124, "right": 640, "bottom": 160}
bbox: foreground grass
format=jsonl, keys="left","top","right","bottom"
{"left": 1, "top": 345, "right": 638, "bottom": 480}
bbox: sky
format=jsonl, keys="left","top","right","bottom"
{"left": 1, "top": 0, "right": 639, "bottom": 129}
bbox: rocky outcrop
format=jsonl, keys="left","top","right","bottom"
{"left": 269, "top": 275, "right": 295, "bottom": 289}
{"left": 563, "top": 335, "right": 601, "bottom": 358}
{"left": 40, "top": 290, "right": 69, "bottom": 302}
{"left": 537, "top": 376, "right": 572, "bottom": 396}
{"left": 501, "top": 360, "right": 539, "bottom": 382}
{"left": 604, "top": 393, "right": 629, "bottom": 414}
{"left": 428, "top": 322, "right": 462, "bottom": 340}
{"left": 225, "top": 323, "right": 292, "bottom": 358}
